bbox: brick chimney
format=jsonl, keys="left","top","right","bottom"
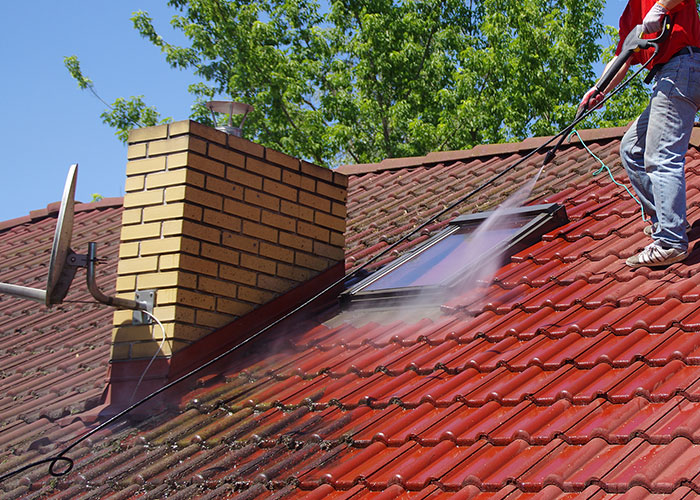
{"left": 111, "top": 120, "right": 347, "bottom": 365}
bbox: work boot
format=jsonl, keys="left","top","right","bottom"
{"left": 626, "top": 242, "right": 688, "bottom": 268}
{"left": 643, "top": 221, "right": 691, "bottom": 236}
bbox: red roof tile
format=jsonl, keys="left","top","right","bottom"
{"left": 6, "top": 128, "right": 700, "bottom": 498}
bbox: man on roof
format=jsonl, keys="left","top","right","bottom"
{"left": 579, "top": 0, "right": 700, "bottom": 267}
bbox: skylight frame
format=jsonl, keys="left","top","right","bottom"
{"left": 343, "top": 203, "right": 568, "bottom": 305}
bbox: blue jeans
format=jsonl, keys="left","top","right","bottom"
{"left": 620, "top": 51, "right": 700, "bottom": 251}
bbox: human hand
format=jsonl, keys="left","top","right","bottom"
{"left": 577, "top": 87, "right": 605, "bottom": 117}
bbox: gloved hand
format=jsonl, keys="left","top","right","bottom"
{"left": 577, "top": 87, "right": 605, "bottom": 117}
{"left": 643, "top": 2, "right": 668, "bottom": 33}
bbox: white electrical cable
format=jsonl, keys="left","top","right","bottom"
{"left": 128, "top": 310, "right": 167, "bottom": 404}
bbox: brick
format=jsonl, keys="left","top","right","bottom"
{"left": 315, "top": 211, "right": 346, "bottom": 233}
{"left": 182, "top": 186, "right": 224, "bottom": 210}
{"left": 280, "top": 200, "right": 314, "bottom": 222}
{"left": 263, "top": 179, "right": 297, "bottom": 202}
{"left": 124, "top": 175, "right": 145, "bottom": 192}
{"left": 168, "top": 323, "right": 212, "bottom": 342}
{"left": 137, "top": 271, "right": 197, "bottom": 289}
{"left": 216, "top": 297, "right": 253, "bottom": 317}
{"left": 227, "top": 166, "right": 263, "bottom": 190}
{"left": 237, "top": 286, "right": 275, "bottom": 305}
{"left": 167, "top": 120, "right": 191, "bottom": 137}
{"left": 222, "top": 233, "right": 259, "bottom": 253}
{"left": 127, "top": 156, "right": 166, "bottom": 175}
{"left": 196, "top": 309, "right": 234, "bottom": 329}
{"left": 175, "top": 288, "right": 216, "bottom": 311}
{"left": 260, "top": 241, "right": 294, "bottom": 264}
{"left": 123, "top": 189, "right": 164, "bottom": 208}
{"left": 330, "top": 231, "right": 345, "bottom": 248}
{"left": 257, "top": 274, "right": 294, "bottom": 294}
{"left": 202, "top": 209, "right": 241, "bottom": 232}
{"left": 116, "top": 275, "right": 137, "bottom": 292}
{"left": 266, "top": 148, "right": 300, "bottom": 170}
{"left": 297, "top": 221, "right": 329, "bottom": 242}
{"left": 279, "top": 232, "right": 313, "bottom": 252}
{"left": 189, "top": 120, "right": 227, "bottom": 145}
{"left": 277, "top": 263, "right": 314, "bottom": 282}
{"left": 261, "top": 211, "right": 296, "bottom": 233}
{"left": 332, "top": 202, "right": 347, "bottom": 218}
{"left": 282, "top": 170, "right": 302, "bottom": 188}
{"left": 162, "top": 220, "right": 221, "bottom": 244}
{"left": 299, "top": 191, "right": 330, "bottom": 212}
{"left": 122, "top": 208, "right": 142, "bottom": 225}
{"left": 242, "top": 220, "right": 278, "bottom": 243}
{"left": 153, "top": 305, "right": 196, "bottom": 323}
{"left": 130, "top": 340, "right": 176, "bottom": 359}
{"left": 118, "top": 256, "right": 159, "bottom": 275}
{"left": 110, "top": 343, "right": 131, "bottom": 361}
{"left": 143, "top": 202, "right": 202, "bottom": 223}
{"left": 146, "top": 169, "right": 204, "bottom": 189}
{"left": 219, "top": 264, "right": 258, "bottom": 286}
{"left": 246, "top": 157, "right": 281, "bottom": 181}
{"left": 334, "top": 172, "right": 349, "bottom": 187}
{"left": 121, "top": 222, "right": 162, "bottom": 241}
{"left": 201, "top": 242, "right": 239, "bottom": 265}
{"left": 229, "top": 134, "right": 264, "bottom": 158}
{"left": 244, "top": 189, "right": 279, "bottom": 212}
{"left": 224, "top": 199, "right": 261, "bottom": 222}
{"left": 113, "top": 310, "right": 142, "bottom": 328}
{"left": 129, "top": 124, "right": 168, "bottom": 143}
{"left": 209, "top": 143, "right": 245, "bottom": 167}
{"left": 165, "top": 185, "right": 187, "bottom": 203}
{"left": 119, "top": 241, "right": 140, "bottom": 259}
{"left": 160, "top": 253, "right": 219, "bottom": 277}
{"left": 148, "top": 136, "right": 191, "bottom": 156}
{"left": 300, "top": 176, "right": 316, "bottom": 193}
{"left": 296, "top": 252, "right": 332, "bottom": 271}
{"left": 240, "top": 253, "right": 277, "bottom": 274}
{"left": 186, "top": 153, "right": 226, "bottom": 178}
{"left": 198, "top": 275, "right": 238, "bottom": 298}
{"left": 316, "top": 181, "right": 347, "bottom": 202}
{"left": 140, "top": 236, "right": 200, "bottom": 256}
{"left": 313, "top": 241, "right": 345, "bottom": 261}
{"left": 301, "top": 161, "right": 332, "bottom": 182}
{"left": 128, "top": 143, "right": 147, "bottom": 160}
{"left": 206, "top": 176, "right": 244, "bottom": 199}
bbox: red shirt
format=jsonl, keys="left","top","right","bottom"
{"left": 616, "top": 0, "right": 700, "bottom": 68}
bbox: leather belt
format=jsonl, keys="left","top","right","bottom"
{"left": 645, "top": 46, "right": 700, "bottom": 83}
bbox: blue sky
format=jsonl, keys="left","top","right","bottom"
{"left": 0, "top": 2, "right": 623, "bottom": 222}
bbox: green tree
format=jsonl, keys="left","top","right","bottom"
{"left": 68, "top": 0, "right": 608, "bottom": 166}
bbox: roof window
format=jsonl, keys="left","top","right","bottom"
{"left": 343, "top": 203, "right": 568, "bottom": 306}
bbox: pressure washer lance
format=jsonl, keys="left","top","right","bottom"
{"left": 0, "top": 18, "right": 676, "bottom": 487}
{"left": 544, "top": 15, "right": 673, "bottom": 165}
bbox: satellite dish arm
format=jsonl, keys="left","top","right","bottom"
{"left": 0, "top": 283, "right": 46, "bottom": 304}
{"left": 86, "top": 243, "right": 148, "bottom": 311}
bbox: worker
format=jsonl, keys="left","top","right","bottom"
{"left": 579, "top": 0, "right": 700, "bottom": 267}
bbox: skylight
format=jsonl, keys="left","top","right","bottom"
{"left": 343, "top": 203, "right": 568, "bottom": 305}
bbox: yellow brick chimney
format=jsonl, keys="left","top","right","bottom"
{"left": 111, "top": 120, "right": 347, "bottom": 362}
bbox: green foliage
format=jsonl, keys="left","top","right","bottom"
{"left": 64, "top": 56, "right": 170, "bottom": 142}
{"left": 91, "top": 194, "right": 104, "bottom": 202}
{"left": 72, "top": 1, "right": 617, "bottom": 165}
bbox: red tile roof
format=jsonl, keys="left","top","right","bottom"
{"left": 4, "top": 127, "right": 700, "bottom": 497}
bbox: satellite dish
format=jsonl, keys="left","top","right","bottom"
{"left": 0, "top": 164, "right": 80, "bottom": 305}
{"left": 0, "top": 164, "right": 154, "bottom": 322}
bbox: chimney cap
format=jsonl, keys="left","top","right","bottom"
{"left": 205, "top": 100, "right": 254, "bottom": 137}
{"left": 205, "top": 101, "right": 254, "bottom": 116}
